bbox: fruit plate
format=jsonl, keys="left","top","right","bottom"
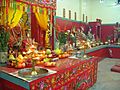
{"left": 18, "top": 67, "right": 49, "bottom": 78}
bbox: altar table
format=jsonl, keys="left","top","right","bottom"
{"left": 1, "top": 44, "right": 120, "bottom": 90}
{"left": 0, "top": 57, "right": 100, "bottom": 90}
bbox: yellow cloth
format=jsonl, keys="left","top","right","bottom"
{"left": 33, "top": 6, "right": 48, "bottom": 31}
{"left": 0, "top": 3, "right": 23, "bottom": 29}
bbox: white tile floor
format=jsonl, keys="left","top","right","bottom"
{"left": 89, "top": 58, "right": 120, "bottom": 90}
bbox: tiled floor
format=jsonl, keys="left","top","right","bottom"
{"left": 89, "top": 58, "right": 120, "bottom": 90}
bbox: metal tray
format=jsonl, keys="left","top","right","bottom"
{"left": 18, "top": 67, "right": 49, "bottom": 78}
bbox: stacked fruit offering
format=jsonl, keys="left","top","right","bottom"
{"left": 7, "top": 53, "right": 26, "bottom": 68}
{"left": 7, "top": 47, "right": 70, "bottom": 68}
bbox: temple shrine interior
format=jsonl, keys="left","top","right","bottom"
{"left": 0, "top": 0, "right": 120, "bottom": 90}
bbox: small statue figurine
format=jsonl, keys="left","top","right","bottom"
{"left": 80, "top": 26, "right": 87, "bottom": 40}
{"left": 87, "top": 28, "right": 93, "bottom": 41}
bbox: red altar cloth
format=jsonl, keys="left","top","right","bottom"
{"left": 0, "top": 57, "right": 100, "bottom": 90}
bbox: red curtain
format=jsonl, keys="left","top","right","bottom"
{"left": 31, "top": 12, "right": 45, "bottom": 48}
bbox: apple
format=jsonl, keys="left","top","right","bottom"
{"left": 15, "top": 63, "right": 23, "bottom": 68}
{"left": 43, "top": 58, "right": 50, "bottom": 62}
{"left": 58, "top": 55, "right": 62, "bottom": 59}
{"left": 46, "top": 49, "right": 51, "bottom": 55}
{"left": 44, "top": 62, "right": 51, "bottom": 66}
{"left": 39, "top": 61, "right": 44, "bottom": 65}
{"left": 54, "top": 48, "right": 62, "bottom": 55}
{"left": 22, "top": 63, "right": 26, "bottom": 68}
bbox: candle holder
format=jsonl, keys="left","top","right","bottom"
{"left": 83, "top": 46, "right": 88, "bottom": 59}
{"left": 31, "top": 58, "right": 38, "bottom": 75}
{"left": 80, "top": 40, "right": 89, "bottom": 59}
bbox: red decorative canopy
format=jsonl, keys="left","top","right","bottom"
{"left": 16, "top": 0, "right": 56, "bottom": 10}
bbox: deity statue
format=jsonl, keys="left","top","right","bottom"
{"left": 87, "top": 28, "right": 93, "bottom": 41}
{"left": 80, "top": 27, "right": 87, "bottom": 40}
